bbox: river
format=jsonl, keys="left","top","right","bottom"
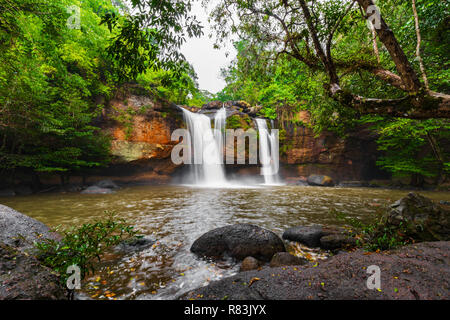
{"left": 1, "top": 185, "right": 448, "bottom": 300}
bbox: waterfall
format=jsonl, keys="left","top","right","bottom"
{"left": 181, "top": 107, "right": 227, "bottom": 186}
{"left": 213, "top": 107, "right": 226, "bottom": 164}
{"left": 255, "top": 118, "right": 280, "bottom": 185}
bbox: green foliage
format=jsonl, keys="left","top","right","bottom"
{"left": 359, "top": 116, "right": 450, "bottom": 182}
{"left": 100, "top": 0, "right": 203, "bottom": 81}
{"left": 34, "top": 212, "right": 139, "bottom": 285}
{"left": 213, "top": 0, "right": 449, "bottom": 183}
{"left": 0, "top": 0, "right": 117, "bottom": 175}
{"left": 0, "top": 0, "right": 207, "bottom": 180}
{"left": 331, "top": 209, "right": 412, "bottom": 251}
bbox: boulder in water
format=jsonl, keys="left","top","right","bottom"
{"left": 191, "top": 224, "right": 285, "bottom": 262}
{"left": 81, "top": 186, "right": 115, "bottom": 194}
{"left": 282, "top": 225, "right": 325, "bottom": 247}
{"left": 94, "top": 179, "right": 120, "bottom": 190}
{"left": 307, "top": 175, "right": 335, "bottom": 187}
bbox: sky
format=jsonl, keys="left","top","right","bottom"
{"left": 180, "top": 1, "right": 236, "bottom": 94}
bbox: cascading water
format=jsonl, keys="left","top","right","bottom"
{"left": 213, "top": 107, "right": 226, "bottom": 164}
{"left": 181, "top": 107, "right": 227, "bottom": 186}
{"left": 255, "top": 118, "right": 280, "bottom": 185}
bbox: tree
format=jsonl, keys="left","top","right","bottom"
{"left": 100, "top": 0, "right": 203, "bottom": 81}
{"left": 208, "top": 0, "right": 450, "bottom": 119}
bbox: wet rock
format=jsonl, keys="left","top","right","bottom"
{"left": 240, "top": 257, "right": 260, "bottom": 272}
{"left": 0, "top": 204, "right": 60, "bottom": 252}
{"left": 307, "top": 175, "right": 335, "bottom": 187}
{"left": 282, "top": 226, "right": 324, "bottom": 247}
{"left": 0, "top": 243, "right": 66, "bottom": 300}
{"left": 269, "top": 252, "right": 308, "bottom": 267}
{"left": 81, "top": 186, "right": 115, "bottom": 194}
{"left": 319, "top": 234, "right": 357, "bottom": 250}
{"left": 114, "top": 235, "right": 155, "bottom": 253}
{"left": 190, "top": 224, "right": 285, "bottom": 262}
{"left": 181, "top": 241, "right": 450, "bottom": 300}
{"left": 0, "top": 189, "right": 15, "bottom": 197}
{"left": 94, "top": 179, "right": 120, "bottom": 190}
{"left": 383, "top": 192, "right": 450, "bottom": 242}
{"left": 439, "top": 200, "right": 450, "bottom": 206}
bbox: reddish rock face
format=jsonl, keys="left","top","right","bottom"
{"left": 100, "top": 84, "right": 185, "bottom": 181}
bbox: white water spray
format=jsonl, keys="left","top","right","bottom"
{"left": 255, "top": 118, "right": 280, "bottom": 185}
{"left": 181, "top": 107, "right": 227, "bottom": 186}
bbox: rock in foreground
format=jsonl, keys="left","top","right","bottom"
{"left": 0, "top": 243, "right": 66, "bottom": 300}
{"left": 383, "top": 192, "right": 450, "bottom": 241}
{"left": 181, "top": 241, "right": 450, "bottom": 300}
{"left": 0, "top": 204, "right": 59, "bottom": 252}
{"left": 191, "top": 224, "right": 285, "bottom": 262}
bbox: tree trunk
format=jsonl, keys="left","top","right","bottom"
{"left": 356, "top": 0, "right": 422, "bottom": 93}
{"left": 412, "top": 0, "right": 429, "bottom": 90}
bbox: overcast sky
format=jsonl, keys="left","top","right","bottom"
{"left": 180, "top": 1, "right": 236, "bottom": 94}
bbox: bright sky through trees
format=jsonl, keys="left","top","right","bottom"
{"left": 180, "top": 0, "right": 236, "bottom": 93}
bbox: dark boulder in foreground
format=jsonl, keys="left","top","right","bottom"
{"left": 0, "top": 243, "right": 66, "bottom": 300}
{"left": 383, "top": 192, "right": 450, "bottom": 242}
{"left": 0, "top": 204, "right": 59, "bottom": 252}
{"left": 0, "top": 205, "right": 66, "bottom": 300}
{"left": 191, "top": 224, "right": 285, "bottom": 262}
{"left": 181, "top": 241, "right": 450, "bottom": 300}
{"left": 307, "top": 175, "right": 335, "bottom": 187}
{"left": 282, "top": 226, "right": 325, "bottom": 247}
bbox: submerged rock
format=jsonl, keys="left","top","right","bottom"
{"left": 307, "top": 175, "right": 335, "bottom": 187}
{"left": 190, "top": 224, "right": 285, "bottom": 262}
{"left": 94, "top": 179, "right": 120, "bottom": 190}
{"left": 240, "top": 256, "right": 261, "bottom": 272}
{"left": 383, "top": 192, "right": 450, "bottom": 242}
{"left": 114, "top": 235, "right": 156, "bottom": 253}
{"left": 269, "top": 252, "right": 308, "bottom": 267}
{"left": 81, "top": 186, "right": 115, "bottom": 194}
{"left": 0, "top": 204, "right": 59, "bottom": 252}
{"left": 282, "top": 226, "right": 325, "bottom": 247}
